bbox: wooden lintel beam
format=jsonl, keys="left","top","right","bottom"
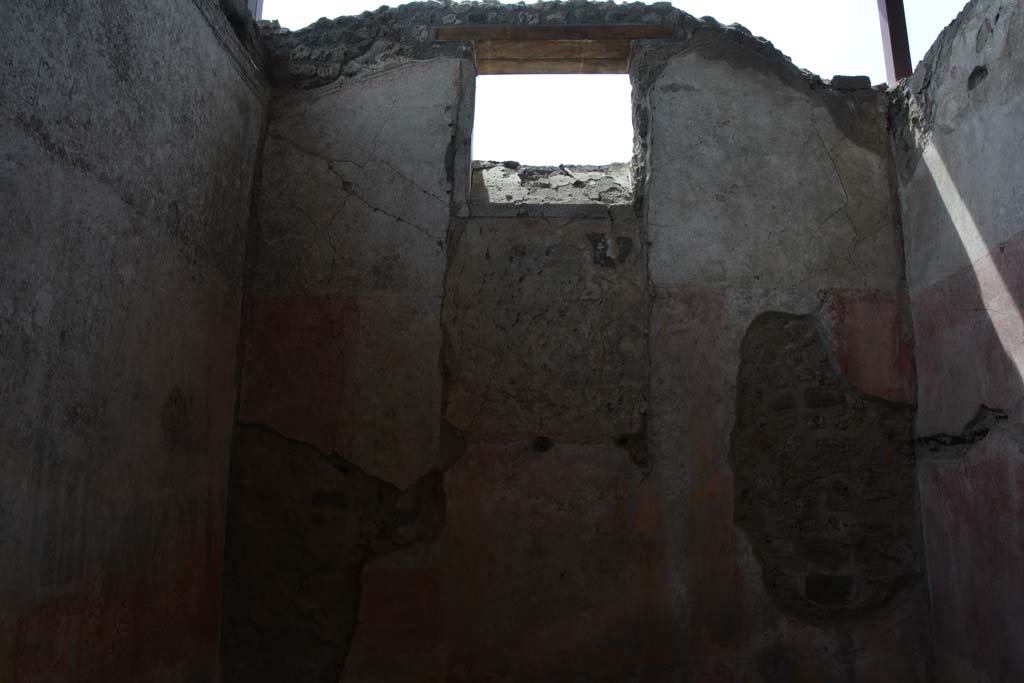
{"left": 476, "top": 58, "right": 627, "bottom": 75}
{"left": 474, "top": 39, "right": 631, "bottom": 62}
{"left": 436, "top": 24, "right": 672, "bottom": 42}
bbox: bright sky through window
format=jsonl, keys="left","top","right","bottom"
{"left": 261, "top": 0, "right": 969, "bottom": 162}
{"left": 473, "top": 74, "right": 633, "bottom": 165}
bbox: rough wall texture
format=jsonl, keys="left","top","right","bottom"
{"left": 444, "top": 207, "right": 647, "bottom": 440}
{"left": 0, "top": 0, "right": 266, "bottom": 680}
{"left": 256, "top": 0, "right": 856, "bottom": 92}
{"left": 891, "top": 0, "right": 1024, "bottom": 679}
{"left": 437, "top": 439, "right": 653, "bottom": 681}
{"left": 223, "top": 2, "right": 927, "bottom": 680}
{"left": 425, "top": 205, "right": 650, "bottom": 680}
{"left": 472, "top": 162, "right": 633, "bottom": 205}
{"left": 732, "top": 314, "right": 917, "bottom": 622}
{"left": 258, "top": 1, "right": 692, "bottom": 89}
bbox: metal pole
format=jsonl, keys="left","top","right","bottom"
{"left": 877, "top": 0, "right": 913, "bottom": 84}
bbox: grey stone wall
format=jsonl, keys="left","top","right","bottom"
{"left": 893, "top": 0, "right": 1024, "bottom": 436}
{"left": 221, "top": 57, "right": 467, "bottom": 681}
{"left": 892, "top": 0, "right": 1024, "bottom": 680}
{"left": 12, "top": 0, "right": 1007, "bottom": 678}
{"left": 0, "top": 0, "right": 266, "bottom": 679}
{"left": 224, "top": 4, "right": 928, "bottom": 680}
{"left": 640, "top": 31, "right": 925, "bottom": 680}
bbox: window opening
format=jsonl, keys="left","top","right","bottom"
{"left": 471, "top": 73, "right": 634, "bottom": 205}
{"left": 473, "top": 74, "right": 633, "bottom": 166}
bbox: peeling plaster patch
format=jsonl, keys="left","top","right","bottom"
{"left": 916, "top": 404, "right": 1008, "bottom": 459}
{"left": 730, "top": 313, "right": 919, "bottom": 622}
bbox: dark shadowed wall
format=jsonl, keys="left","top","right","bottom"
{"left": 221, "top": 54, "right": 466, "bottom": 682}
{"left": 10, "top": 0, "right": 1021, "bottom": 680}
{"left": 0, "top": 1, "right": 266, "bottom": 679}
{"left": 223, "top": 4, "right": 929, "bottom": 681}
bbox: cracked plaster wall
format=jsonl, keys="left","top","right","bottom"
{"left": 222, "top": 54, "right": 467, "bottom": 682}
{"left": 891, "top": 1, "right": 1024, "bottom": 679}
{"left": 637, "top": 30, "right": 924, "bottom": 681}
{"left": 3, "top": 0, "right": 990, "bottom": 678}
{"left": 0, "top": 0, "right": 267, "bottom": 680}
{"left": 224, "top": 2, "right": 927, "bottom": 681}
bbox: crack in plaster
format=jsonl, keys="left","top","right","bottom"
{"left": 269, "top": 130, "right": 450, "bottom": 207}
{"left": 326, "top": 164, "right": 437, "bottom": 242}
{"left": 237, "top": 419, "right": 443, "bottom": 493}
{"left": 266, "top": 184, "right": 342, "bottom": 289}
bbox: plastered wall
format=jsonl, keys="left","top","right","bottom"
{"left": 222, "top": 57, "right": 465, "bottom": 681}
{"left": 636, "top": 33, "right": 924, "bottom": 680}
{"left": 8, "top": 0, "right": 1019, "bottom": 679}
{"left": 892, "top": 1, "right": 1024, "bottom": 680}
{"left": 0, "top": 0, "right": 267, "bottom": 679}
{"left": 224, "top": 4, "right": 929, "bottom": 681}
